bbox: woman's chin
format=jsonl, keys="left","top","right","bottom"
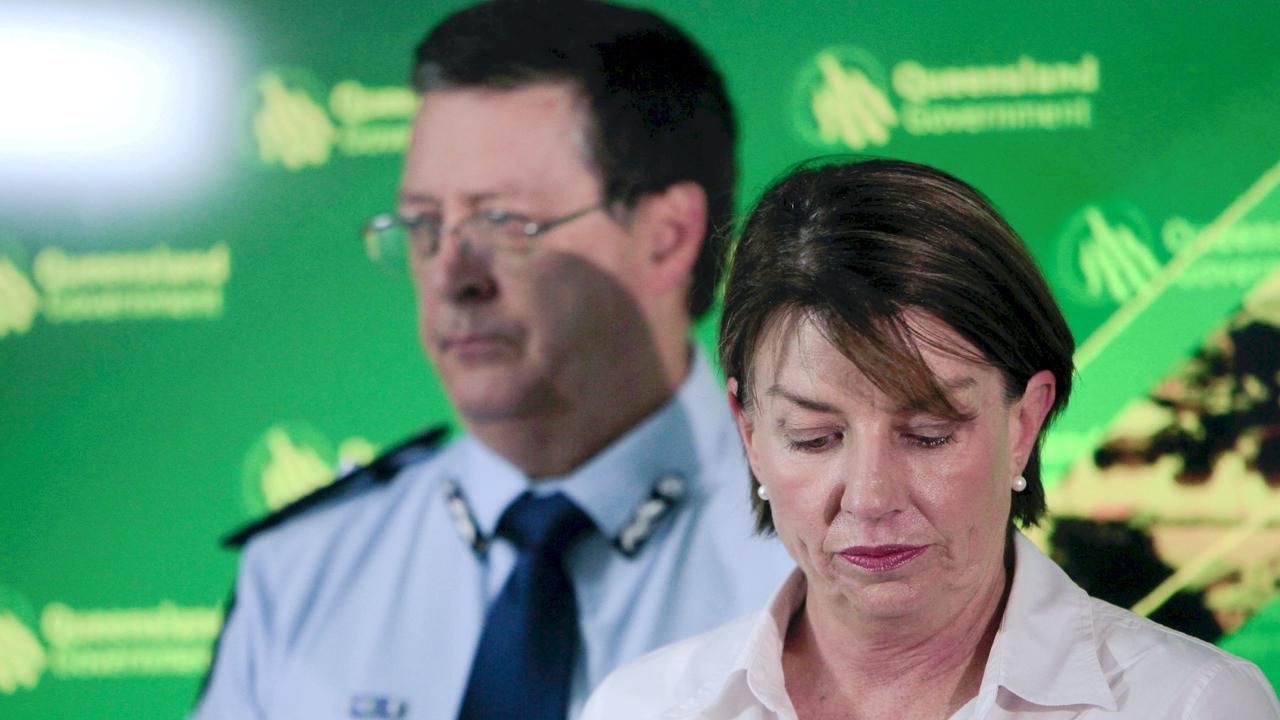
{"left": 843, "top": 582, "right": 929, "bottom": 621}
{"left": 812, "top": 563, "right": 932, "bottom": 621}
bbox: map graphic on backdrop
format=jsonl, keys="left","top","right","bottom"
{"left": 1047, "top": 268, "right": 1280, "bottom": 662}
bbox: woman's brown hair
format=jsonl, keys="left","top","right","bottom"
{"left": 719, "top": 158, "right": 1075, "bottom": 533}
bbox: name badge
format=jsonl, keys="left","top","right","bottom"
{"left": 350, "top": 695, "right": 408, "bottom": 718}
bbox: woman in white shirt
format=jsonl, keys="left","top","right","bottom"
{"left": 584, "top": 159, "right": 1280, "bottom": 719}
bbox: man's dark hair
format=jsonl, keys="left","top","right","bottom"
{"left": 719, "top": 158, "right": 1076, "bottom": 533}
{"left": 413, "top": 0, "right": 736, "bottom": 319}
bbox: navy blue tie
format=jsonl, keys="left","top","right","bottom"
{"left": 458, "top": 492, "right": 594, "bottom": 720}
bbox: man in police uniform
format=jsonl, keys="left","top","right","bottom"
{"left": 194, "top": 1, "right": 793, "bottom": 718}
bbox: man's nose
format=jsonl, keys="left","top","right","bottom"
{"left": 418, "top": 220, "right": 498, "bottom": 304}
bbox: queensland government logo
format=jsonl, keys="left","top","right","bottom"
{"left": 0, "top": 242, "right": 231, "bottom": 340}
{"left": 247, "top": 67, "right": 418, "bottom": 171}
{"left": 1055, "top": 201, "right": 1161, "bottom": 306}
{"left": 241, "top": 422, "right": 378, "bottom": 517}
{"left": 1055, "top": 201, "right": 1280, "bottom": 307}
{"left": 793, "top": 47, "right": 1099, "bottom": 150}
{"left": 0, "top": 586, "right": 44, "bottom": 693}
{"left": 0, "top": 251, "right": 39, "bottom": 340}
{"left": 0, "top": 584, "right": 221, "bottom": 691}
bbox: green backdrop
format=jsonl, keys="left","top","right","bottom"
{"left": 3, "top": 1, "right": 1279, "bottom": 716}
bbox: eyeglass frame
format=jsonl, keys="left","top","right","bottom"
{"left": 363, "top": 201, "right": 609, "bottom": 267}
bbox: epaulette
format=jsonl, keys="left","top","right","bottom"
{"left": 222, "top": 424, "right": 450, "bottom": 549}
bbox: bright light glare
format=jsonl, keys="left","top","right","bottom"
{"left": 0, "top": 4, "right": 236, "bottom": 201}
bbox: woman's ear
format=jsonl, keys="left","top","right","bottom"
{"left": 1009, "top": 369, "right": 1056, "bottom": 477}
{"left": 727, "top": 377, "right": 757, "bottom": 464}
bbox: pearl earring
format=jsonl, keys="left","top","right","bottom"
{"left": 756, "top": 484, "right": 770, "bottom": 501}
{"left": 1012, "top": 475, "right": 1027, "bottom": 493}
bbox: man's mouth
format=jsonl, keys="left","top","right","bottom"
{"left": 438, "top": 329, "right": 520, "bottom": 362}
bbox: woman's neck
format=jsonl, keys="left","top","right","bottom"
{"left": 783, "top": 559, "right": 1011, "bottom": 720}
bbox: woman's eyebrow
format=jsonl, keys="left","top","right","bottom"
{"left": 941, "top": 376, "right": 978, "bottom": 391}
{"left": 766, "top": 385, "right": 839, "bottom": 413}
{"left": 891, "top": 376, "right": 979, "bottom": 415}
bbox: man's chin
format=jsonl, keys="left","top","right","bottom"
{"left": 446, "top": 375, "right": 550, "bottom": 426}
{"left": 455, "top": 400, "right": 535, "bottom": 427}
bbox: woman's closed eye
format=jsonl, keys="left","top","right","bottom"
{"left": 787, "top": 431, "right": 843, "bottom": 453}
{"left": 902, "top": 421, "right": 959, "bottom": 449}
{"left": 907, "top": 432, "right": 953, "bottom": 448}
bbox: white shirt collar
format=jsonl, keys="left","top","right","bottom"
{"left": 693, "top": 532, "right": 1119, "bottom": 716}
{"left": 985, "top": 533, "right": 1117, "bottom": 711}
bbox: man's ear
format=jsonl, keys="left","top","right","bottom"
{"left": 633, "top": 181, "right": 707, "bottom": 295}
{"left": 1009, "top": 369, "right": 1056, "bottom": 477}
{"left": 727, "top": 377, "right": 757, "bottom": 464}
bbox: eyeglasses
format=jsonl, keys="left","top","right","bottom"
{"left": 362, "top": 202, "right": 605, "bottom": 273}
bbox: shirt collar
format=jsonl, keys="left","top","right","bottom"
{"left": 450, "top": 347, "right": 720, "bottom": 544}
{"left": 694, "top": 533, "right": 1119, "bottom": 716}
{"left": 984, "top": 533, "right": 1118, "bottom": 711}
{"left": 743, "top": 569, "right": 807, "bottom": 714}
{"left": 682, "top": 567, "right": 804, "bottom": 717}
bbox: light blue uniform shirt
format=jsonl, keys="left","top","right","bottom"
{"left": 194, "top": 351, "right": 795, "bottom": 720}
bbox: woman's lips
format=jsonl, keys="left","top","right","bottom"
{"left": 838, "top": 545, "right": 928, "bottom": 572}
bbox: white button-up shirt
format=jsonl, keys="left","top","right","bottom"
{"left": 585, "top": 533, "right": 1280, "bottom": 719}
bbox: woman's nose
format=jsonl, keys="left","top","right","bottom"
{"left": 837, "top": 441, "right": 905, "bottom": 522}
